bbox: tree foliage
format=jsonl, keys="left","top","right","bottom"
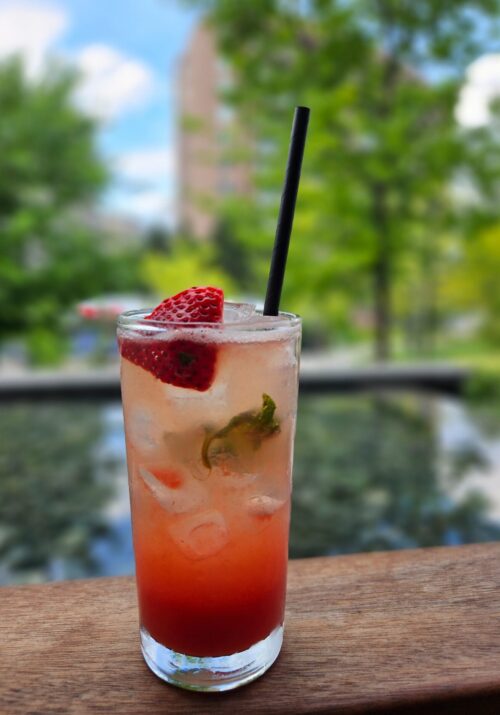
{"left": 0, "top": 59, "right": 141, "bottom": 362}
{"left": 187, "top": 0, "right": 500, "bottom": 358}
{"left": 443, "top": 224, "right": 500, "bottom": 343}
{"left": 142, "top": 239, "right": 236, "bottom": 299}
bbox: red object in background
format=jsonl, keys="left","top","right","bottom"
{"left": 79, "top": 305, "right": 99, "bottom": 320}
{"left": 77, "top": 295, "right": 145, "bottom": 321}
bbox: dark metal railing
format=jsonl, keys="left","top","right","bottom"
{"left": 0, "top": 363, "right": 469, "bottom": 402}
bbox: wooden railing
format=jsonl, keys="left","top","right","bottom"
{"left": 2, "top": 543, "right": 499, "bottom": 714}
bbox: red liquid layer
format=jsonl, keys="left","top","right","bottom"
{"left": 133, "top": 493, "right": 290, "bottom": 657}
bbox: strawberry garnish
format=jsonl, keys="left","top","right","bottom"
{"left": 147, "top": 286, "right": 224, "bottom": 323}
{"left": 119, "top": 286, "right": 223, "bottom": 392}
{"left": 120, "top": 337, "right": 217, "bottom": 391}
{"left": 149, "top": 466, "right": 183, "bottom": 489}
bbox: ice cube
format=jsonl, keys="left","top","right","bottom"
{"left": 247, "top": 494, "right": 286, "bottom": 519}
{"left": 128, "top": 408, "right": 160, "bottom": 453}
{"left": 162, "top": 429, "right": 212, "bottom": 481}
{"left": 186, "top": 459, "right": 212, "bottom": 482}
{"left": 138, "top": 467, "right": 207, "bottom": 514}
{"left": 162, "top": 379, "right": 228, "bottom": 429}
{"left": 223, "top": 302, "right": 256, "bottom": 323}
{"left": 164, "top": 377, "right": 227, "bottom": 402}
{"left": 169, "top": 510, "right": 228, "bottom": 560}
{"left": 213, "top": 467, "right": 258, "bottom": 490}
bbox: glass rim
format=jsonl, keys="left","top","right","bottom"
{"left": 117, "top": 301, "right": 301, "bottom": 333}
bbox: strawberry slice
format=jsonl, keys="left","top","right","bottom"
{"left": 120, "top": 337, "right": 218, "bottom": 391}
{"left": 119, "top": 286, "right": 223, "bottom": 391}
{"left": 146, "top": 286, "right": 224, "bottom": 323}
{"left": 149, "top": 466, "right": 183, "bottom": 489}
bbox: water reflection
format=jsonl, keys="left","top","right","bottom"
{"left": 0, "top": 393, "right": 499, "bottom": 585}
{"left": 0, "top": 403, "right": 129, "bottom": 584}
{"left": 291, "top": 394, "right": 500, "bottom": 557}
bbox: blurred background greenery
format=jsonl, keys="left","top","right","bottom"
{"left": 1, "top": 0, "right": 500, "bottom": 584}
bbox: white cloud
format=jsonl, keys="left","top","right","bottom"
{"left": 110, "top": 147, "right": 176, "bottom": 226}
{"left": 74, "top": 44, "right": 156, "bottom": 121}
{"left": 116, "top": 148, "right": 174, "bottom": 181}
{"left": 0, "top": 1, "right": 172, "bottom": 226}
{"left": 0, "top": 0, "right": 68, "bottom": 76}
{"left": 113, "top": 189, "right": 175, "bottom": 227}
{"left": 456, "top": 54, "right": 500, "bottom": 128}
{"left": 128, "top": 190, "right": 172, "bottom": 216}
{"left": 0, "top": 3, "right": 158, "bottom": 120}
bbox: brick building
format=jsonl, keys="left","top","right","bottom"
{"left": 176, "top": 24, "right": 251, "bottom": 239}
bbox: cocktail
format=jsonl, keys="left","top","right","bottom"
{"left": 118, "top": 287, "right": 301, "bottom": 690}
{"left": 119, "top": 106, "right": 309, "bottom": 691}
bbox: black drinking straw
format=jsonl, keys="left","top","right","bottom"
{"left": 263, "top": 105, "right": 310, "bottom": 316}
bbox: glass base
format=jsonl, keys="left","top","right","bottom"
{"left": 140, "top": 624, "right": 283, "bottom": 692}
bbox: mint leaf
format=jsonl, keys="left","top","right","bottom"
{"left": 202, "top": 393, "right": 280, "bottom": 469}
{"left": 256, "top": 393, "right": 279, "bottom": 432}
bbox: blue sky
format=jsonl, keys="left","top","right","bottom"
{"left": 0, "top": 0, "right": 499, "bottom": 227}
{"left": 0, "top": 0, "right": 200, "bottom": 226}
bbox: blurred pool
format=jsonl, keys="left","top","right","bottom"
{"left": 1, "top": 392, "right": 499, "bottom": 585}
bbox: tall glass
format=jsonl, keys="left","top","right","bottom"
{"left": 118, "top": 304, "right": 301, "bottom": 691}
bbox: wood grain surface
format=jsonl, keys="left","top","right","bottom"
{"left": 1, "top": 543, "right": 500, "bottom": 714}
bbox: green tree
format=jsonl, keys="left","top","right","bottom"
{"left": 0, "top": 59, "right": 140, "bottom": 362}
{"left": 442, "top": 224, "right": 500, "bottom": 344}
{"left": 145, "top": 224, "right": 172, "bottom": 253}
{"left": 186, "top": 1, "right": 500, "bottom": 358}
{"left": 142, "top": 239, "right": 236, "bottom": 299}
{"left": 211, "top": 217, "right": 254, "bottom": 290}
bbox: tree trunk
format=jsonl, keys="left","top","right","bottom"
{"left": 369, "top": 34, "right": 401, "bottom": 363}
{"left": 372, "top": 182, "right": 391, "bottom": 362}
